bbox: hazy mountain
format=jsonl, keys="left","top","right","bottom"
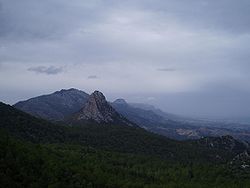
{"left": 112, "top": 98, "right": 167, "bottom": 128}
{"left": 14, "top": 88, "right": 89, "bottom": 120}
{"left": 130, "top": 102, "right": 186, "bottom": 121}
{"left": 113, "top": 100, "right": 250, "bottom": 141}
{"left": 130, "top": 102, "right": 250, "bottom": 129}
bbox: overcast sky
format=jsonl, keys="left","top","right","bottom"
{"left": 0, "top": 0, "right": 250, "bottom": 118}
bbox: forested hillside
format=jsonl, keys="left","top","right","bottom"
{"left": 1, "top": 102, "right": 250, "bottom": 187}
{"left": 1, "top": 130, "right": 250, "bottom": 188}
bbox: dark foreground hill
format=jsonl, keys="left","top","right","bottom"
{"left": 1, "top": 130, "right": 250, "bottom": 188}
{"left": 0, "top": 131, "right": 250, "bottom": 188}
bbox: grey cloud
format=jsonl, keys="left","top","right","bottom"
{"left": 133, "top": 0, "right": 250, "bottom": 34}
{"left": 0, "top": 0, "right": 101, "bottom": 40}
{"left": 157, "top": 68, "right": 176, "bottom": 72}
{"left": 1, "top": 0, "right": 250, "bottom": 66}
{"left": 88, "top": 75, "right": 98, "bottom": 79}
{"left": 27, "top": 66, "right": 64, "bottom": 75}
{"left": 0, "top": 0, "right": 250, "bottom": 118}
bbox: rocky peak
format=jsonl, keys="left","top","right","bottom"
{"left": 74, "top": 91, "right": 125, "bottom": 123}
{"left": 91, "top": 90, "right": 106, "bottom": 102}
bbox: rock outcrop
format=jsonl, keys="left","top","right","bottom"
{"left": 73, "top": 91, "right": 134, "bottom": 125}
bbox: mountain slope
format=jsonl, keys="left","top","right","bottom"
{"left": 14, "top": 88, "right": 89, "bottom": 120}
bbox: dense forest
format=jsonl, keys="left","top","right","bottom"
{"left": 1, "top": 102, "right": 250, "bottom": 187}
{"left": 1, "top": 130, "right": 250, "bottom": 188}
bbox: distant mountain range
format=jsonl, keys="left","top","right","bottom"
{"left": 13, "top": 88, "right": 250, "bottom": 141}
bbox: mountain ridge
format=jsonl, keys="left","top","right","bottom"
{"left": 12, "top": 88, "right": 250, "bottom": 141}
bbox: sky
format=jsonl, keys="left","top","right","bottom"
{"left": 0, "top": 0, "right": 250, "bottom": 119}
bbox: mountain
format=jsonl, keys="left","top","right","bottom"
{"left": 13, "top": 88, "right": 250, "bottom": 141}
{"left": 13, "top": 89, "right": 176, "bottom": 126}
{"left": 14, "top": 88, "right": 89, "bottom": 121}
{"left": 70, "top": 91, "right": 134, "bottom": 126}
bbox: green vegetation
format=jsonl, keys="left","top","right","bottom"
{"left": 1, "top": 130, "right": 250, "bottom": 188}
{"left": 1, "top": 102, "right": 250, "bottom": 187}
